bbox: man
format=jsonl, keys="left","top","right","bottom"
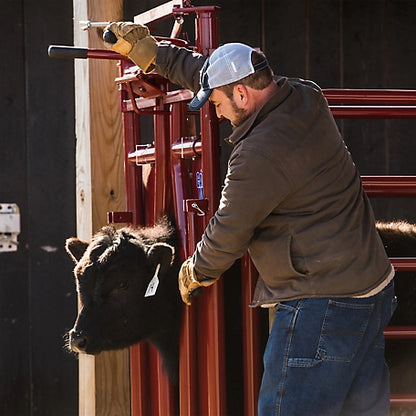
{"left": 105, "top": 22, "right": 396, "bottom": 415}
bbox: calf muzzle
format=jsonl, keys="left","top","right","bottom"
{"left": 69, "top": 329, "right": 88, "bottom": 353}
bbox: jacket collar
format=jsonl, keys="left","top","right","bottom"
{"left": 225, "top": 76, "right": 291, "bottom": 145}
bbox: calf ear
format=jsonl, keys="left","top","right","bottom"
{"left": 146, "top": 242, "right": 175, "bottom": 269}
{"left": 65, "top": 237, "right": 89, "bottom": 263}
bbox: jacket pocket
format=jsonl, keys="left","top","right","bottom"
{"left": 249, "top": 233, "right": 307, "bottom": 286}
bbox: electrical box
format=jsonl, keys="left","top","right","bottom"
{"left": 0, "top": 203, "right": 20, "bottom": 252}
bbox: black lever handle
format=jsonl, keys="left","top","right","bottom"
{"left": 48, "top": 45, "right": 88, "bottom": 59}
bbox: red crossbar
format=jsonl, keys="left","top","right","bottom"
{"left": 384, "top": 326, "right": 416, "bottom": 339}
{"left": 323, "top": 88, "right": 416, "bottom": 118}
{"left": 390, "top": 395, "right": 416, "bottom": 407}
{"left": 324, "top": 89, "right": 416, "bottom": 104}
{"left": 362, "top": 176, "right": 416, "bottom": 197}
{"left": 330, "top": 106, "right": 416, "bottom": 118}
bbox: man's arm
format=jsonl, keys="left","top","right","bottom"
{"left": 104, "top": 22, "right": 206, "bottom": 92}
{"left": 155, "top": 42, "right": 207, "bottom": 93}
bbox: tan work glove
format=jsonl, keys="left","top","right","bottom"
{"left": 103, "top": 22, "right": 158, "bottom": 73}
{"left": 178, "top": 258, "right": 219, "bottom": 305}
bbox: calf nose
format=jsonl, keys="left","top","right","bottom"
{"left": 69, "top": 329, "right": 88, "bottom": 353}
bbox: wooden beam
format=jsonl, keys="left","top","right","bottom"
{"left": 73, "top": 0, "right": 130, "bottom": 415}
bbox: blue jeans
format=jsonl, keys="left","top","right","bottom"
{"left": 258, "top": 282, "right": 397, "bottom": 416}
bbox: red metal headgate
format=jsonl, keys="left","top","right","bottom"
{"left": 50, "top": 1, "right": 416, "bottom": 413}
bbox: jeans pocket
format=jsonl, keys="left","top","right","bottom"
{"left": 317, "top": 300, "right": 374, "bottom": 363}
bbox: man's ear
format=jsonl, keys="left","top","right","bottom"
{"left": 65, "top": 237, "right": 89, "bottom": 264}
{"left": 234, "top": 84, "right": 248, "bottom": 105}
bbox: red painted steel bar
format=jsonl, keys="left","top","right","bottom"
{"left": 129, "top": 138, "right": 201, "bottom": 165}
{"left": 153, "top": 82, "right": 172, "bottom": 221}
{"left": 330, "top": 106, "right": 416, "bottom": 118}
{"left": 390, "top": 395, "right": 416, "bottom": 407}
{"left": 121, "top": 89, "right": 194, "bottom": 113}
{"left": 390, "top": 257, "right": 416, "bottom": 271}
{"left": 384, "top": 326, "right": 416, "bottom": 339}
{"left": 362, "top": 176, "right": 416, "bottom": 197}
{"left": 117, "top": 58, "right": 151, "bottom": 416}
{"left": 194, "top": 7, "right": 227, "bottom": 416}
{"left": 150, "top": 88, "right": 177, "bottom": 416}
{"left": 323, "top": 88, "right": 416, "bottom": 118}
{"left": 170, "top": 102, "right": 199, "bottom": 416}
{"left": 324, "top": 89, "right": 416, "bottom": 104}
{"left": 241, "top": 254, "right": 262, "bottom": 416}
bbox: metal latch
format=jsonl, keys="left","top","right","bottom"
{"left": 184, "top": 199, "right": 209, "bottom": 216}
{"left": 0, "top": 203, "right": 20, "bottom": 252}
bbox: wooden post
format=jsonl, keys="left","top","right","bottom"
{"left": 73, "top": 0, "right": 130, "bottom": 415}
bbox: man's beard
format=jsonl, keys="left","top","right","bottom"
{"left": 230, "top": 99, "right": 250, "bottom": 127}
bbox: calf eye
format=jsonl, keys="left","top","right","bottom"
{"left": 118, "top": 281, "right": 129, "bottom": 290}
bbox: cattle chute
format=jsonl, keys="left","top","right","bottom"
{"left": 49, "top": 0, "right": 416, "bottom": 414}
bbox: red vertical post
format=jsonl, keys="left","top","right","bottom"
{"left": 169, "top": 102, "right": 190, "bottom": 260}
{"left": 130, "top": 344, "right": 150, "bottom": 416}
{"left": 170, "top": 103, "right": 203, "bottom": 415}
{"left": 241, "top": 254, "right": 262, "bottom": 416}
{"left": 120, "top": 71, "right": 149, "bottom": 415}
{"left": 153, "top": 83, "right": 172, "bottom": 221}
{"left": 194, "top": 8, "right": 227, "bottom": 416}
{"left": 147, "top": 93, "right": 176, "bottom": 416}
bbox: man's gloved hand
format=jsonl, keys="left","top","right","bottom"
{"left": 103, "top": 22, "right": 158, "bottom": 73}
{"left": 178, "top": 258, "right": 219, "bottom": 305}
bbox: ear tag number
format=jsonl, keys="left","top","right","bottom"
{"left": 145, "top": 264, "right": 161, "bottom": 297}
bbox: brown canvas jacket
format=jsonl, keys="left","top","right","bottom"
{"left": 155, "top": 43, "right": 392, "bottom": 306}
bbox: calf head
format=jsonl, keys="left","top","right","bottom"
{"left": 65, "top": 221, "right": 181, "bottom": 381}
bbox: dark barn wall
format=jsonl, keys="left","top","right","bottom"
{"left": 1, "top": 0, "right": 77, "bottom": 415}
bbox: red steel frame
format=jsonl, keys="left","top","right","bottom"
{"left": 57, "top": 2, "right": 416, "bottom": 413}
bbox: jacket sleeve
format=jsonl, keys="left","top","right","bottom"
{"left": 155, "top": 42, "right": 207, "bottom": 92}
{"left": 192, "top": 141, "right": 292, "bottom": 278}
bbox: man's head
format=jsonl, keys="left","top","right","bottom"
{"left": 189, "top": 43, "right": 274, "bottom": 126}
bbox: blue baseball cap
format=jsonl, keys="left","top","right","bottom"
{"left": 189, "top": 43, "right": 269, "bottom": 111}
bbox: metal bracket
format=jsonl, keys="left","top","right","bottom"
{"left": 0, "top": 203, "right": 20, "bottom": 252}
{"left": 184, "top": 199, "right": 209, "bottom": 216}
{"left": 135, "top": 144, "right": 155, "bottom": 166}
{"left": 107, "top": 211, "right": 134, "bottom": 224}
